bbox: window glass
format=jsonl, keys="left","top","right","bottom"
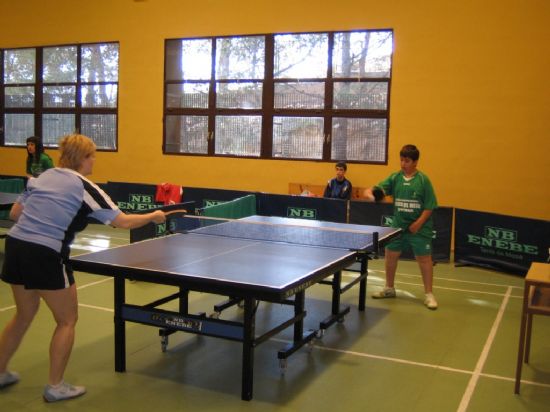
{"left": 331, "top": 117, "right": 387, "bottom": 162}
{"left": 215, "top": 36, "right": 265, "bottom": 80}
{"left": 4, "top": 86, "right": 34, "bottom": 108}
{"left": 215, "top": 116, "right": 261, "bottom": 157}
{"left": 274, "top": 33, "right": 328, "bottom": 79}
{"left": 4, "top": 49, "right": 35, "bottom": 84}
{"left": 43, "top": 46, "right": 77, "bottom": 83}
{"left": 216, "top": 82, "right": 262, "bottom": 109}
{"left": 4, "top": 113, "right": 34, "bottom": 145}
{"left": 42, "top": 114, "right": 75, "bottom": 145}
{"left": 166, "top": 83, "right": 210, "bottom": 109}
{"left": 333, "top": 82, "right": 388, "bottom": 110}
{"left": 43, "top": 86, "right": 76, "bottom": 108}
{"left": 81, "top": 43, "right": 119, "bottom": 82}
{"left": 81, "top": 114, "right": 117, "bottom": 150}
{"left": 333, "top": 31, "right": 393, "bottom": 78}
{"left": 165, "top": 115, "right": 209, "bottom": 154}
{"left": 272, "top": 116, "right": 324, "bottom": 159}
{"left": 274, "top": 82, "right": 324, "bottom": 109}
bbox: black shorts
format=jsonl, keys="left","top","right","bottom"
{"left": 1, "top": 236, "right": 74, "bottom": 290}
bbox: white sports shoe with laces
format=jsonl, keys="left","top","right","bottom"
{"left": 43, "top": 381, "right": 86, "bottom": 402}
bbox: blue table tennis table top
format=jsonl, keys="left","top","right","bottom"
{"left": 70, "top": 215, "right": 400, "bottom": 299}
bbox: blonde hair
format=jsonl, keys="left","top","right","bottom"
{"left": 58, "top": 134, "right": 96, "bottom": 171}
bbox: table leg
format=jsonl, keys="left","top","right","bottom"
{"left": 514, "top": 285, "right": 530, "bottom": 394}
{"left": 294, "top": 291, "right": 305, "bottom": 342}
{"left": 331, "top": 270, "right": 342, "bottom": 316}
{"left": 179, "top": 287, "right": 189, "bottom": 314}
{"left": 358, "top": 257, "right": 368, "bottom": 311}
{"left": 524, "top": 313, "right": 533, "bottom": 363}
{"left": 114, "top": 276, "right": 126, "bottom": 372}
{"left": 241, "top": 297, "right": 256, "bottom": 401}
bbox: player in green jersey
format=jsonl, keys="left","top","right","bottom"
{"left": 364, "top": 144, "right": 438, "bottom": 309}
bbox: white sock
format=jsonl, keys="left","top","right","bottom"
{"left": 50, "top": 381, "right": 64, "bottom": 389}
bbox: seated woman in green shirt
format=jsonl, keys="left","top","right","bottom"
{"left": 26, "top": 136, "right": 54, "bottom": 178}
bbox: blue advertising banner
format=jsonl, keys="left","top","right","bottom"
{"left": 106, "top": 181, "right": 162, "bottom": 213}
{"left": 257, "top": 193, "right": 347, "bottom": 223}
{"left": 454, "top": 209, "right": 550, "bottom": 275}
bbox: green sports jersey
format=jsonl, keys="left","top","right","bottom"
{"left": 27, "top": 153, "right": 54, "bottom": 177}
{"left": 376, "top": 170, "right": 437, "bottom": 238}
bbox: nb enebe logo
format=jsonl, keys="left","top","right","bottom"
{"left": 287, "top": 207, "right": 316, "bottom": 219}
{"left": 467, "top": 226, "right": 538, "bottom": 255}
{"left": 117, "top": 193, "right": 157, "bottom": 212}
{"left": 204, "top": 199, "right": 224, "bottom": 207}
{"left": 156, "top": 223, "right": 167, "bottom": 236}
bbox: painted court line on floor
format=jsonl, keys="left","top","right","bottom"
{"left": 396, "top": 280, "right": 520, "bottom": 299}
{"left": 480, "top": 372, "right": 550, "bottom": 389}
{"left": 457, "top": 286, "right": 512, "bottom": 412}
{"left": 0, "top": 304, "right": 16, "bottom": 312}
{"left": 76, "top": 277, "right": 114, "bottom": 290}
{"left": 273, "top": 333, "right": 549, "bottom": 390}
{"left": 5, "top": 288, "right": 544, "bottom": 393}
{"left": 365, "top": 276, "right": 521, "bottom": 299}
{"left": 367, "top": 269, "right": 523, "bottom": 290}
{"left": 79, "top": 302, "right": 114, "bottom": 313}
{"left": 0, "top": 278, "right": 114, "bottom": 313}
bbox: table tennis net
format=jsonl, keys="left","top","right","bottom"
{"left": 169, "top": 216, "right": 375, "bottom": 251}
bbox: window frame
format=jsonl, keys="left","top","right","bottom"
{"left": 0, "top": 41, "right": 120, "bottom": 151}
{"left": 163, "top": 29, "right": 393, "bottom": 164}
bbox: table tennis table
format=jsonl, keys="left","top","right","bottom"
{"left": 70, "top": 215, "right": 400, "bottom": 400}
{"left": 0, "top": 192, "right": 20, "bottom": 239}
{"left": 0, "top": 192, "right": 20, "bottom": 211}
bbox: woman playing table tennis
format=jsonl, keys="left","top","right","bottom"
{"left": 0, "top": 134, "right": 165, "bottom": 402}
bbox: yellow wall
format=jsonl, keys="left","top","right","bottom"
{"left": 1, "top": 0, "right": 549, "bottom": 220}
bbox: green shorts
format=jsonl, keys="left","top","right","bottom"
{"left": 385, "top": 231, "right": 433, "bottom": 256}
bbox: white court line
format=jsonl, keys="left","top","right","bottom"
{"left": 367, "top": 269, "right": 523, "bottom": 290}
{"left": 76, "top": 277, "right": 113, "bottom": 290}
{"left": 307, "top": 342, "right": 472, "bottom": 375}
{"left": 351, "top": 274, "right": 522, "bottom": 299}
{"left": 480, "top": 372, "right": 550, "bottom": 389}
{"left": 79, "top": 302, "right": 113, "bottom": 313}
{"left": 457, "top": 286, "right": 512, "bottom": 412}
{"left": 0, "top": 278, "right": 114, "bottom": 312}
{"left": 272, "top": 335, "right": 550, "bottom": 391}
{"left": 394, "top": 280, "right": 520, "bottom": 299}
{"left": 4, "top": 290, "right": 544, "bottom": 392}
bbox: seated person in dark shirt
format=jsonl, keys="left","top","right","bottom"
{"left": 323, "top": 161, "right": 352, "bottom": 200}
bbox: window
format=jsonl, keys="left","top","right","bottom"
{"left": 164, "top": 30, "right": 393, "bottom": 163}
{"left": 1, "top": 42, "right": 119, "bottom": 150}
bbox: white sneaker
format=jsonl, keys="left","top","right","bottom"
{"left": 372, "top": 287, "right": 396, "bottom": 299}
{"left": 424, "top": 293, "right": 438, "bottom": 310}
{"left": 0, "top": 371, "right": 20, "bottom": 388}
{"left": 43, "top": 381, "right": 86, "bottom": 402}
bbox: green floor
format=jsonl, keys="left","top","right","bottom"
{"left": 1, "top": 225, "right": 549, "bottom": 411}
